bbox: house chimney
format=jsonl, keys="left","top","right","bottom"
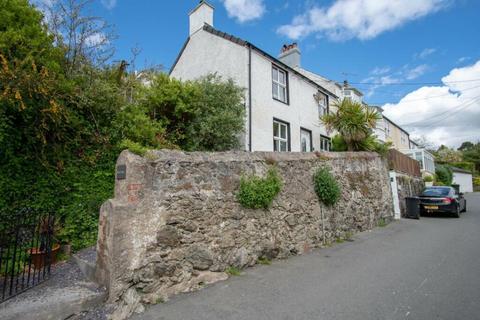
{"left": 278, "top": 43, "right": 301, "bottom": 68}
{"left": 189, "top": 0, "right": 214, "bottom": 36}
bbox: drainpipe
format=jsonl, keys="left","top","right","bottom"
{"left": 248, "top": 45, "right": 252, "bottom": 152}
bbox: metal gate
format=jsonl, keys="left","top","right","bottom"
{"left": 0, "top": 209, "right": 55, "bottom": 302}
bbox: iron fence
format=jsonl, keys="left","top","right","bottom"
{"left": 0, "top": 209, "right": 55, "bottom": 303}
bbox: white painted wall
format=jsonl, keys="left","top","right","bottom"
{"left": 171, "top": 28, "right": 332, "bottom": 152}
{"left": 453, "top": 172, "right": 473, "bottom": 193}
{"left": 170, "top": 29, "right": 249, "bottom": 148}
{"left": 249, "top": 50, "right": 330, "bottom": 152}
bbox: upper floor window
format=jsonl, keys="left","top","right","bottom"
{"left": 385, "top": 121, "right": 391, "bottom": 137}
{"left": 401, "top": 132, "right": 408, "bottom": 145}
{"left": 315, "top": 92, "right": 328, "bottom": 118}
{"left": 273, "top": 119, "right": 290, "bottom": 152}
{"left": 272, "top": 65, "right": 288, "bottom": 103}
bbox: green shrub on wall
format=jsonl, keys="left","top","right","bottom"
{"left": 237, "top": 167, "right": 282, "bottom": 209}
{"left": 313, "top": 167, "right": 341, "bottom": 206}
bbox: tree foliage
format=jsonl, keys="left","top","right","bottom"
{"left": 321, "top": 99, "right": 382, "bottom": 152}
{"left": 1, "top": 1, "right": 246, "bottom": 251}
{"left": 435, "top": 164, "right": 453, "bottom": 186}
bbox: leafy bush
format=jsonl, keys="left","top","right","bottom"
{"left": 450, "top": 161, "right": 475, "bottom": 173}
{"left": 474, "top": 176, "right": 480, "bottom": 186}
{"left": 237, "top": 167, "right": 282, "bottom": 209}
{"left": 330, "top": 134, "right": 391, "bottom": 156}
{"left": 423, "top": 175, "right": 434, "bottom": 182}
{"left": 313, "top": 167, "right": 341, "bottom": 206}
{"left": 0, "top": 1, "right": 248, "bottom": 254}
{"left": 434, "top": 181, "right": 445, "bottom": 186}
{"left": 331, "top": 135, "right": 348, "bottom": 152}
{"left": 435, "top": 164, "right": 453, "bottom": 186}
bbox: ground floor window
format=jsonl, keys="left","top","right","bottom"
{"left": 273, "top": 119, "right": 290, "bottom": 152}
{"left": 300, "top": 128, "right": 312, "bottom": 152}
{"left": 320, "top": 135, "right": 331, "bottom": 151}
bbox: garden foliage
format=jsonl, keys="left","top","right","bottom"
{"left": 0, "top": 0, "right": 245, "bottom": 251}
{"left": 313, "top": 167, "right": 341, "bottom": 207}
{"left": 237, "top": 167, "right": 283, "bottom": 209}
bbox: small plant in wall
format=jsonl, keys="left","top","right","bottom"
{"left": 313, "top": 167, "right": 341, "bottom": 245}
{"left": 237, "top": 166, "right": 283, "bottom": 209}
{"left": 313, "top": 167, "right": 341, "bottom": 206}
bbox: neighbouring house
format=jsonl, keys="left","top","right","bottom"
{"left": 451, "top": 167, "right": 474, "bottom": 193}
{"left": 370, "top": 106, "right": 436, "bottom": 176}
{"left": 371, "top": 106, "right": 411, "bottom": 150}
{"left": 170, "top": 1, "right": 339, "bottom": 152}
{"left": 401, "top": 148, "right": 436, "bottom": 176}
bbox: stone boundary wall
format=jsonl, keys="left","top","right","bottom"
{"left": 395, "top": 173, "right": 424, "bottom": 217}
{"left": 95, "top": 150, "right": 394, "bottom": 318}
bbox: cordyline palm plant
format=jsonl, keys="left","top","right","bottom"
{"left": 321, "top": 99, "right": 381, "bottom": 151}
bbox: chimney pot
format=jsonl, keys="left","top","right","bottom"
{"left": 278, "top": 42, "right": 301, "bottom": 68}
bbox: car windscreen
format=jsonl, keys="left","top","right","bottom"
{"left": 421, "top": 188, "right": 450, "bottom": 197}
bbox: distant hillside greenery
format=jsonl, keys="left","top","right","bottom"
{"left": 0, "top": 0, "right": 245, "bottom": 250}
{"left": 428, "top": 143, "right": 480, "bottom": 187}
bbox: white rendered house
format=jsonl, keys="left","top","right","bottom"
{"left": 170, "top": 1, "right": 338, "bottom": 152}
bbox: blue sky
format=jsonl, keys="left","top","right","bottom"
{"left": 41, "top": 0, "right": 480, "bottom": 147}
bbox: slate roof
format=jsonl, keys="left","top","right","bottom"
{"left": 170, "top": 23, "right": 338, "bottom": 99}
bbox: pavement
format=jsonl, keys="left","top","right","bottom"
{"left": 133, "top": 193, "right": 480, "bottom": 320}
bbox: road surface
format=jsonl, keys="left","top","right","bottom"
{"left": 134, "top": 193, "right": 480, "bottom": 320}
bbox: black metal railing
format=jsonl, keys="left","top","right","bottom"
{"left": 0, "top": 209, "right": 55, "bottom": 303}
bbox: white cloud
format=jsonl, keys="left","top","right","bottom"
{"left": 222, "top": 0, "right": 266, "bottom": 23}
{"left": 383, "top": 60, "right": 480, "bottom": 147}
{"left": 363, "top": 64, "right": 430, "bottom": 97}
{"left": 277, "top": 0, "right": 449, "bottom": 41}
{"left": 370, "top": 66, "right": 391, "bottom": 76}
{"left": 415, "top": 48, "right": 437, "bottom": 59}
{"left": 405, "top": 64, "right": 429, "bottom": 80}
{"left": 101, "top": 0, "right": 117, "bottom": 10}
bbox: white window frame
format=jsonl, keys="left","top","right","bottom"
{"left": 317, "top": 93, "right": 328, "bottom": 118}
{"left": 272, "top": 65, "right": 288, "bottom": 103}
{"left": 273, "top": 119, "right": 289, "bottom": 152}
{"left": 320, "top": 135, "right": 331, "bottom": 151}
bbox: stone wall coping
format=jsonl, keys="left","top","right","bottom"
{"left": 121, "top": 149, "right": 382, "bottom": 165}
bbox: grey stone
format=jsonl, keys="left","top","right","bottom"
{"left": 157, "top": 226, "right": 181, "bottom": 247}
{"left": 185, "top": 245, "right": 214, "bottom": 270}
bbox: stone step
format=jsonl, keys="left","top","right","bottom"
{"left": 0, "top": 282, "right": 106, "bottom": 320}
{"left": 72, "top": 248, "right": 97, "bottom": 283}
